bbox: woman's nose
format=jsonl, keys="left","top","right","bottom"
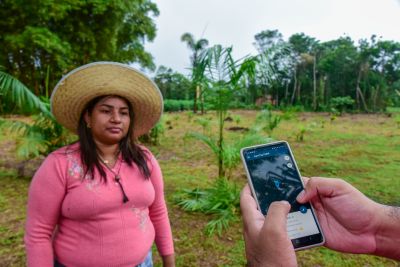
{"left": 110, "top": 111, "right": 121, "bottom": 122}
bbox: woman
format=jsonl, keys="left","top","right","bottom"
{"left": 24, "top": 62, "right": 175, "bottom": 267}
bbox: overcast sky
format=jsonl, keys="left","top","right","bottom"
{"left": 144, "top": 0, "right": 400, "bottom": 75}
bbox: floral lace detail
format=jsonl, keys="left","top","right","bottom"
{"left": 67, "top": 154, "right": 84, "bottom": 179}
{"left": 67, "top": 153, "right": 99, "bottom": 191}
{"left": 130, "top": 205, "right": 149, "bottom": 231}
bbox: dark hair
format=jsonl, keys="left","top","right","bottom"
{"left": 77, "top": 95, "right": 150, "bottom": 181}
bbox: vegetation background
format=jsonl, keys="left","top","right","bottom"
{"left": 1, "top": 1, "right": 400, "bottom": 266}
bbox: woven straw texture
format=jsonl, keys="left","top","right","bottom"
{"left": 50, "top": 62, "right": 163, "bottom": 138}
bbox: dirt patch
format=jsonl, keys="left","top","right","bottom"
{"left": 227, "top": 126, "right": 249, "bottom": 132}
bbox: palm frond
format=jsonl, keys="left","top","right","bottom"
{"left": 175, "top": 177, "right": 241, "bottom": 236}
{"left": 223, "top": 133, "right": 272, "bottom": 171}
{"left": 204, "top": 208, "right": 238, "bottom": 236}
{"left": 16, "top": 132, "right": 50, "bottom": 159}
{"left": 186, "top": 132, "right": 219, "bottom": 156}
{"left": 0, "top": 118, "right": 31, "bottom": 135}
{"left": 0, "top": 70, "right": 49, "bottom": 114}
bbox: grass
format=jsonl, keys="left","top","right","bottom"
{"left": 1, "top": 111, "right": 399, "bottom": 266}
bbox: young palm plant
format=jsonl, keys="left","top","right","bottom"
{"left": 255, "top": 105, "right": 282, "bottom": 136}
{"left": 178, "top": 132, "right": 272, "bottom": 235}
{"left": 202, "top": 45, "right": 258, "bottom": 177}
{"left": 176, "top": 45, "right": 276, "bottom": 236}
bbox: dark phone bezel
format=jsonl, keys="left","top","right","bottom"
{"left": 240, "top": 140, "right": 325, "bottom": 250}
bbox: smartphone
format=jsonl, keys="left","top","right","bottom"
{"left": 240, "top": 141, "right": 325, "bottom": 250}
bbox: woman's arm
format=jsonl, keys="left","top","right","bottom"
{"left": 147, "top": 151, "right": 175, "bottom": 265}
{"left": 24, "top": 154, "right": 66, "bottom": 267}
{"left": 161, "top": 254, "right": 176, "bottom": 267}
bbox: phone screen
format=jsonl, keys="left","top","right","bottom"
{"left": 241, "top": 141, "right": 324, "bottom": 249}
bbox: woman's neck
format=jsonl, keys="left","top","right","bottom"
{"left": 95, "top": 142, "right": 120, "bottom": 159}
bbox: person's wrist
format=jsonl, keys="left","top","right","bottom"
{"left": 374, "top": 205, "right": 400, "bottom": 260}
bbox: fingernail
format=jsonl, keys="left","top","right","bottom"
{"left": 296, "top": 190, "right": 305, "bottom": 201}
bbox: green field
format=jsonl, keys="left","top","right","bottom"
{"left": 1, "top": 111, "right": 399, "bottom": 266}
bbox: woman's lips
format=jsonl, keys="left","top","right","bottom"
{"left": 106, "top": 127, "right": 123, "bottom": 134}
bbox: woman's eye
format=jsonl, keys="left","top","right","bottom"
{"left": 120, "top": 109, "right": 129, "bottom": 115}
{"left": 101, "top": 109, "right": 111, "bottom": 114}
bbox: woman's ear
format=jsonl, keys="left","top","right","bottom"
{"left": 84, "top": 111, "right": 91, "bottom": 126}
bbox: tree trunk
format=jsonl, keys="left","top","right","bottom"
{"left": 356, "top": 68, "right": 369, "bottom": 112}
{"left": 285, "top": 81, "right": 289, "bottom": 105}
{"left": 218, "top": 109, "right": 225, "bottom": 178}
{"left": 290, "top": 68, "right": 297, "bottom": 105}
{"left": 372, "top": 86, "right": 379, "bottom": 112}
{"left": 324, "top": 76, "right": 329, "bottom": 106}
{"left": 193, "top": 84, "right": 199, "bottom": 113}
{"left": 200, "top": 86, "right": 205, "bottom": 114}
{"left": 313, "top": 55, "right": 317, "bottom": 110}
{"left": 296, "top": 81, "right": 301, "bottom": 104}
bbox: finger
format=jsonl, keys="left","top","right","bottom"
{"left": 240, "top": 184, "right": 264, "bottom": 228}
{"left": 301, "top": 176, "right": 310, "bottom": 184}
{"left": 263, "top": 201, "right": 291, "bottom": 233}
{"left": 296, "top": 177, "right": 347, "bottom": 203}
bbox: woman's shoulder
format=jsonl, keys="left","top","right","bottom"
{"left": 137, "top": 144, "right": 156, "bottom": 160}
{"left": 49, "top": 142, "right": 81, "bottom": 159}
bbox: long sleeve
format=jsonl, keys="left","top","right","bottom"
{"left": 24, "top": 154, "right": 66, "bottom": 267}
{"left": 147, "top": 153, "right": 174, "bottom": 256}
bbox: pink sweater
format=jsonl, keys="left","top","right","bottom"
{"left": 24, "top": 143, "right": 174, "bottom": 267}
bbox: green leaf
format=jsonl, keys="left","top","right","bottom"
{"left": 0, "top": 71, "right": 49, "bottom": 114}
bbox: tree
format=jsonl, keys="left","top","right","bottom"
{"left": 288, "top": 33, "right": 319, "bottom": 109}
{"left": 0, "top": 0, "right": 159, "bottom": 99}
{"left": 253, "top": 29, "right": 293, "bottom": 106}
{"left": 318, "top": 37, "right": 359, "bottom": 106}
{"left": 181, "top": 32, "right": 209, "bottom": 113}
{"left": 369, "top": 39, "right": 400, "bottom": 110}
{"left": 153, "top": 66, "right": 191, "bottom": 100}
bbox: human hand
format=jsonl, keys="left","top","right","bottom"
{"left": 296, "top": 177, "right": 381, "bottom": 255}
{"left": 162, "top": 254, "right": 175, "bottom": 267}
{"left": 240, "top": 184, "right": 297, "bottom": 267}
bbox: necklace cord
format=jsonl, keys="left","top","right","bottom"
{"left": 115, "top": 179, "right": 129, "bottom": 203}
{"left": 99, "top": 154, "right": 129, "bottom": 203}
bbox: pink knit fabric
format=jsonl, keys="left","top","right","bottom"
{"left": 24, "top": 143, "right": 174, "bottom": 267}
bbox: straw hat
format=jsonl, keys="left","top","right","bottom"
{"left": 50, "top": 62, "right": 163, "bottom": 138}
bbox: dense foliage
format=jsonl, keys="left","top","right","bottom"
{"left": 155, "top": 30, "right": 400, "bottom": 112}
{"left": 0, "top": 0, "right": 159, "bottom": 109}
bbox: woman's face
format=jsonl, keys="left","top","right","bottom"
{"left": 84, "top": 96, "right": 131, "bottom": 145}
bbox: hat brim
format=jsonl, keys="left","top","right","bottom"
{"left": 50, "top": 62, "right": 163, "bottom": 139}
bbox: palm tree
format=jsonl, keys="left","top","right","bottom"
{"left": 181, "top": 32, "right": 209, "bottom": 113}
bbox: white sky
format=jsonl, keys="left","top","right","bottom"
{"left": 145, "top": 0, "right": 400, "bottom": 75}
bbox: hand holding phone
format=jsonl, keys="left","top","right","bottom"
{"left": 241, "top": 184, "right": 298, "bottom": 266}
{"left": 241, "top": 141, "right": 325, "bottom": 250}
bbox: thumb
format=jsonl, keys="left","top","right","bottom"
{"left": 263, "top": 201, "right": 291, "bottom": 233}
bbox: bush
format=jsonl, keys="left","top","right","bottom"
{"left": 330, "top": 96, "right": 355, "bottom": 114}
{"left": 279, "top": 105, "right": 305, "bottom": 113}
{"left": 164, "top": 99, "right": 194, "bottom": 112}
{"left": 139, "top": 118, "right": 165, "bottom": 145}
